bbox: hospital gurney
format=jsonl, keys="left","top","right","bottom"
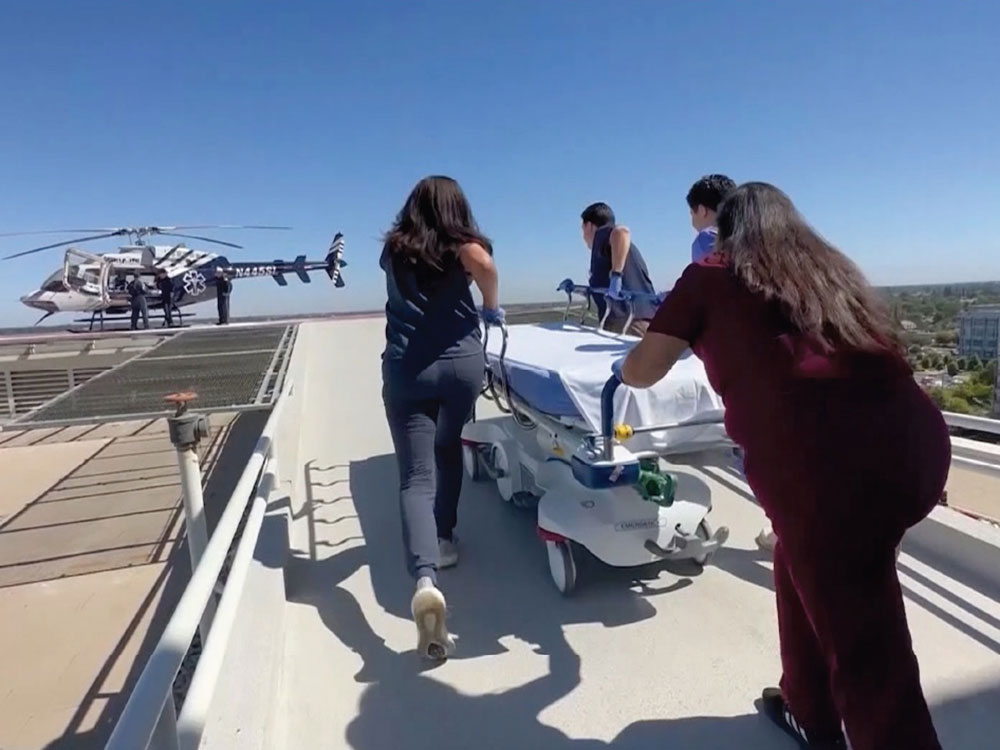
{"left": 461, "top": 282, "right": 733, "bottom": 595}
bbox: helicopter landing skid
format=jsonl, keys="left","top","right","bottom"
{"left": 70, "top": 308, "right": 194, "bottom": 333}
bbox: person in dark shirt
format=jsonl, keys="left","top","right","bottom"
{"left": 581, "top": 202, "right": 657, "bottom": 336}
{"left": 127, "top": 273, "right": 149, "bottom": 330}
{"left": 381, "top": 175, "right": 503, "bottom": 660}
{"left": 156, "top": 269, "right": 176, "bottom": 327}
{"left": 214, "top": 268, "right": 232, "bottom": 325}
{"left": 616, "top": 183, "right": 947, "bottom": 750}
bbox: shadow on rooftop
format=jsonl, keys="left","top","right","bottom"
{"left": 38, "top": 410, "right": 268, "bottom": 750}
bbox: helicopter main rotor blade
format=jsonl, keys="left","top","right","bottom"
{"left": 2, "top": 231, "right": 126, "bottom": 260}
{"left": 0, "top": 228, "right": 123, "bottom": 237}
{"left": 159, "top": 224, "right": 292, "bottom": 231}
{"left": 157, "top": 232, "right": 243, "bottom": 249}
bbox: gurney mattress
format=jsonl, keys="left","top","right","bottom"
{"left": 485, "top": 322, "right": 727, "bottom": 452}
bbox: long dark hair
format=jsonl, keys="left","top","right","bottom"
{"left": 716, "top": 182, "right": 901, "bottom": 354}
{"left": 384, "top": 175, "right": 492, "bottom": 269}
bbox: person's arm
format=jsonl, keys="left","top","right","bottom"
{"left": 620, "top": 332, "right": 690, "bottom": 387}
{"left": 609, "top": 226, "right": 631, "bottom": 273}
{"left": 616, "top": 264, "right": 708, "bottom": 388}
{"left": 459, "top": 242, "right": 499, "bottom": 310}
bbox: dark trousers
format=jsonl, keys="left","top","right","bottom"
{"left": 774, "top": 538, "right": 941, "bottom": 749}
{"left": 162, "top": 296, "right": 175, "bottom": 327}
{"left": 217, "top": 295, "right": 230, "bottom": 325}
{"left": 382, "top": 355, "right": 483, "bottom": 584}
{"left": 130, "top": 297, "right": 149, "bottom": 330}
{"left": 748, "top": 386, "right": 949, "bottom": 749}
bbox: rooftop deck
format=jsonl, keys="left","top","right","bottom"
{"left": 4, "top": 317, "right": 1000, "bottom": 749}
{"left": 226, "top": 319, "right": 1000, "bottom": 749}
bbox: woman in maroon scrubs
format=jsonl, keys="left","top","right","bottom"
{"left": 619, "top": 182, "right": 949, "bottom": 750}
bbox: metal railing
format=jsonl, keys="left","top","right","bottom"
{"left": 943, "top": 411, "right": 1000, "bottom": 436}
{"left": 943, "top": 411, "right": 1000, "bottom": 480}
{"left": 105, "top": 379, "right": 294, "bottom": 750}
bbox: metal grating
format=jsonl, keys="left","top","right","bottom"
{"left": 2, "top": 367, "right": 109, "bottom": 420}
{"left": 145, "top": 326, "right": 287, "bottom": 358}
{"left": 11, "top": 325, "right": 295, "bottom": 427}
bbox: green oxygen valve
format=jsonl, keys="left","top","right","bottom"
{"left": 636, "top": 458, "right": 676, "bottom": 506}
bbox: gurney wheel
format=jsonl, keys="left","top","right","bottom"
{"left": 693, "top": 520, "right": 714, "bottom": 567}
{"left": 463, "top": 444, "right": 483, "bottom": 481}
{"left": 490, "top": 442, "right": 515, "bottom": 502}
{"left": 546, "top": 540, "right": 577, "bottom": 596}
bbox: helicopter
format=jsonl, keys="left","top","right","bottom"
{"left": 2, "top": 225, "right": 347, "bottom": 330}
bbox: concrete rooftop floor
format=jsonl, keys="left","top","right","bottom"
{"left": 271, "top": 320, "right": 1000, "bottom": 750}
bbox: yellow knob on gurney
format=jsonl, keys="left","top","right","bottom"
{"left": 613, "top": 424, "right": 634, "bottom": 440}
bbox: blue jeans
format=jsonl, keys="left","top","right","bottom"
{"left": 382, "top": 355, "right": 483, "bottom": 584}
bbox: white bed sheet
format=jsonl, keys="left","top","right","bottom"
{"left": 485, "top": 322, "right": 728, "bottom": 453}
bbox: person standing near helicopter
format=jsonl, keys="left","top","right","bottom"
{"left": 128, "top": 273, "right": 149, "bottom": 330}
{"left": 215, "top": 267, "right": 232, "bottom": 325}
{"left": 156, "top": 269, "right": 176, "bottom": 327}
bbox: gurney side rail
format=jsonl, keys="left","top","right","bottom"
{"left": 557, "top": 278, "right": 665, "bottom": 335}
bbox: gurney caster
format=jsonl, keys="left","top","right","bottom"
{"left": 542, "top": 536, "right": 578, "bottom": 596}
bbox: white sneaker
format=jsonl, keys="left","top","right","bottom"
{"left": 438, "top": 536, "right": 459, "bottom": 569}
{"left": 411, "top": 577, "right": 455, "bottom": 660}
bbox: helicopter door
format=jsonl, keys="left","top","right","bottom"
{"left": 62, "top": 247, "right": 107, "bottom": 301}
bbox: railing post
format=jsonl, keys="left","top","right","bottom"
{"left": 4, "top": 371, "right": 14, "bottom": 419}
{"left": 165, "top": 392, "right": 216, "bottom": 635}
{"left": 148, "top": 694, "right": 181, "bottom": 750}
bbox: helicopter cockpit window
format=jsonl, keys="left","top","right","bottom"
{"left": 64, "top": 264, "right": 101, "bottom": 290}
{"left": 42, "top": 269, "right": 68, "bottom": 292}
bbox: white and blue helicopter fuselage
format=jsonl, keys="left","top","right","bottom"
{"left": 19, "top": 234, "right": 345, "bottom": 322}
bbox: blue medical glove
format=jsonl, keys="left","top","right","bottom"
{"left": 481, "top": 306, "right": 506, "bottom": 326}
{"left": 607, "top": 272, "right": 624, "bottom": 301}
{"left": 611, "top": 356, "right": 626, "bottom": 382}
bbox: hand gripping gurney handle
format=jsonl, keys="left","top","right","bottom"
{"left": 557, "top": 278, "right": 665, "bottom": 334}
{"left": 482, "top": 322, "right": 536, "bottom": 429}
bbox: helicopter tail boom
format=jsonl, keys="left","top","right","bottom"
{"left": 226, "top": 232, "right": 346, "bottom": 287}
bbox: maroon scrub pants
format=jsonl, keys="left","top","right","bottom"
{"left": 748, "top": 386, "right": 950, "bottom": 750}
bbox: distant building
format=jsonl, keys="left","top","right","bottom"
{"left": 996, "top": 358, "right": 1000, "bottom": 418}
{"left": 957, "top": 305, "right": 1000, "bottom": 362}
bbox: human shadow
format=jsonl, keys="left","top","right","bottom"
{"left": 343, "top": 666, "right": 1000, "bottom": 749}
{"left": 345, "top": 667, "right": 790, "bottom": 750}
{"left": 286, "top": 450, "right": 694, "bottom": 719}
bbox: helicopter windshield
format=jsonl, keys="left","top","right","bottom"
{"left": 41, "top": 269, "right": 68, "bottom": 292}
{"left": 65, "top": 264, "right": 101, "bottom": 290}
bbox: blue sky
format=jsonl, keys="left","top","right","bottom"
{"left": 1, "top": 0, "right": 998, "bottom": 326}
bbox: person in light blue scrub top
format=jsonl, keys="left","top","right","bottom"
{"left": 686, "top": 174, "right": 736, "bottom": 263}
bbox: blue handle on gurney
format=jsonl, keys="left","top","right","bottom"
{"left": 600, "top": 375, "right": 620, "bottom": 461}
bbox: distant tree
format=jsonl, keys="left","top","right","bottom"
{"left": 927, "top": 387, "right": 973, "bottom": 414}
{"left": 930, "top": 353, "right": 944, "bottom": 370}
{"left": 908, "top": 344, "right": 921, "bottom": 355}
{"left": 947, "top": 362, "right": 959, "bottom": 377}
{"left": 957, "top": 356, "right": 968, "bottom": 370}
{"left": 970, "top": 355, "right": 983, "bottom": 371}
{"left": 943, "top": 285, "right": 954, "bottom": 297}
{"left": 944, "top": 393, "right": 973, "bottom": 414}
{"left": 920, "top": 356, "right": 933, "bottom": 370}
{"left": 975, "top": 360, "right": 997, "bottom": 386}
